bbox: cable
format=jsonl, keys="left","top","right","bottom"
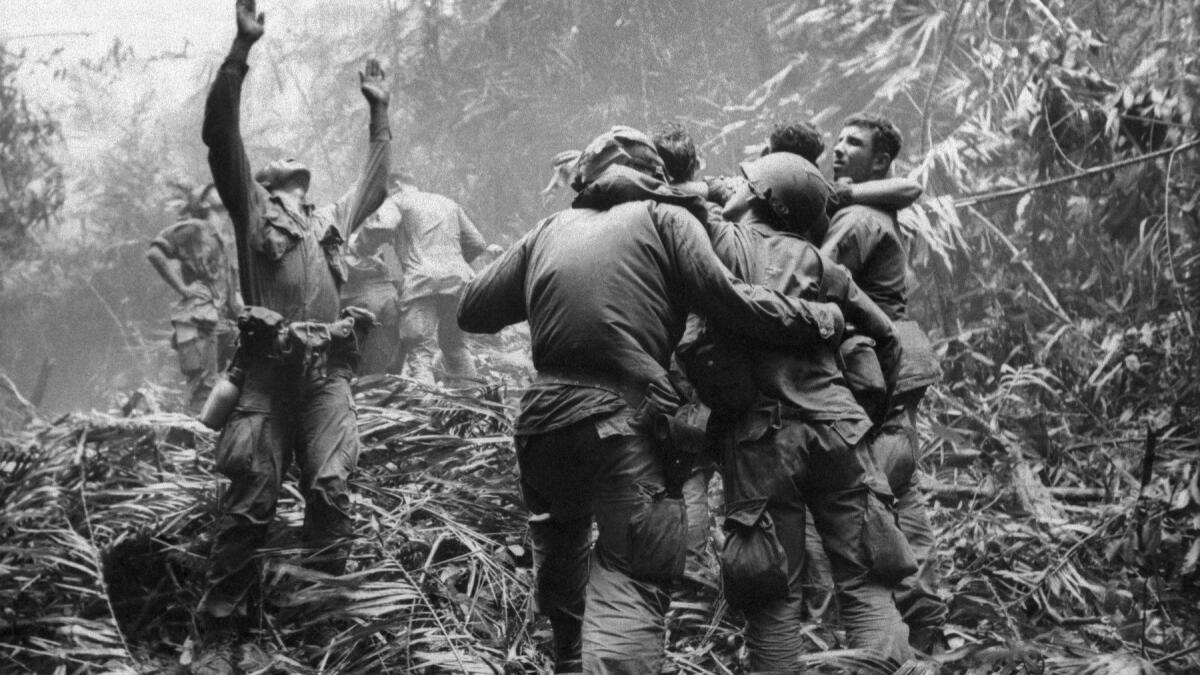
{"left": 948, "top": 137, "right": 1200, "bottom": 209}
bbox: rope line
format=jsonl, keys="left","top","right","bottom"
{"left": 947, "top": 137, "right": 1200, "bottom": 209}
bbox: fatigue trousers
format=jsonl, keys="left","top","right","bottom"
{"left": 398, "top": 293, "right": 477, "bottom": 384}
{"left": 198, "top": 361, "right": 360, "bottom": 619}
{"left": 721, "top": 408, "right": 912, "bottom": 670}
{"left": 341, "top": 280, "right": 402, "bottom": 376}
{"left": 875, "top": 405, "right": 946, "bottom": 646}
{"left": 517, "top": 409, "right": 686, "bottom": 674}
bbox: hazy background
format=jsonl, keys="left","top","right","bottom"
{"left": 1, "top": 1, "right": 1194, "bottom": 417}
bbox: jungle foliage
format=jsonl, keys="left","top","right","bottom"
{"left": 1, "top": 0, "right": 1200, "bottom": 672}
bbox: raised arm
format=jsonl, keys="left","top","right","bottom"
{"left": 341, "top": 59, "right": 392, "bottom": 235}
{"left": 656, "top": 204, "right": 842, "bottom": 348}
{"left": 202, "top": 0, "right": 265, "bottom": 303}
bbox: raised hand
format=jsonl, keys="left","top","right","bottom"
{"left": 236, "top": 0, "right": 265, "bottom": 44}
{"left": 359, "top": 58, "right": 389, "bottom": 106}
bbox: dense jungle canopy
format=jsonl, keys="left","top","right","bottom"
{"left": 1, "top": 0, "right": 1199, "bottom": 673}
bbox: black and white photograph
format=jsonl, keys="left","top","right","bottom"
{"left": 2, "top": 1, "right": 1198, "bottom": 673}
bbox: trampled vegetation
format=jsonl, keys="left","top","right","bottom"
{"left": 2, "top": 0, "right": 1199, "bottom": 673}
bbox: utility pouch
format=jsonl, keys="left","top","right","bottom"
{"left": 894, "top": 319, "right": 940, "bottom": 400}
{"left": 627, "top": 484, "right": 687, "bottom": 583}
{"left": 720, "top": 498, "right": 789, "bottom": 609}
{"left": 653, "top": 403, "right": 708, "bottom": 499}
{"left": 236, "top": 306, "right": 286, "bottom": 359}
{"left": 838, "top": 335, "right": 887, "bottom": 424}
{"left": 863, "top": 490, "right": 918, "bottom": 583}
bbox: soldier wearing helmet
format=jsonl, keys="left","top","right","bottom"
{"left": 459, "top": 125, "right": 847, "bottom": 673}
{"left": 706, "top": 119, "right": 923, "bottom": 227}
{"left": 677, "top": 151, "right": 916, "bottom": 667}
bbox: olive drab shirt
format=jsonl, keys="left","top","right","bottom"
{"left": 355, "top": 188, "right": 488, "bottom": 303}
{"left": 457, "top": 165, "right": 845, "bottom": 435}
{"left": 821, "top": 205, "right": 908, "bottom": 321}
{"left": 150, "top": 218, "right": 241, "bottom": 320}
{"left": 697, "top": 218, "right": 895, "bottom": 422}
{"left": 822, "top": 204, "right": 942, "bottom": 400}
{"left": 202, "top": 56, "right": 391, "bottom": 324}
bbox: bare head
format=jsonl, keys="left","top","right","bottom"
{"left": 766, "top": 121, "right": 824, "bottom": 165}
{"left": 651, "top": 121, "right": 701, "bottom": 185}
{"left": 832, "top": 113, "right": 901, "bottom": 183}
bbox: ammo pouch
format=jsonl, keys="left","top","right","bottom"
{"left": 837, "top": 334, "right": 888, "bottom": 424}
{"left": 652, "top": 402, "right": 709, "bottom": 499}
{"left": 720, "top": 498, "right": 789, "bottom": 609}
{"left": 893, "top": 319, "right": 940, "bottom": 401}
{"left": 863, "top": 489, "right": 918, "bottom": 583}
{"left": 236, "top": 306, "right": 286, "bottom": 359}
{"left": 235, "top": 305, "right": 371, "bottom": 377}
{"left": 628, "top": 484, "right": 688, "bottom": 583}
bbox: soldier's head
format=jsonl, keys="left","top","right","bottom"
{"left": 737, "top": 152, "right": 831, "bottom": 242}
{"left": 390, "top": 170, "right": 417, "bottom": 194}
{"left": 766, "top": 121, "right": 824, "bottom": 164}
{"left": 651, "top": 122, "right": 701, "bottom": 185}
{"left": 833, "top": 113, "right": 901, "bottom": 183}
{"left": 571, "top": 126, "right": 667, "bottom": 191}
{"left": 542, "top": 150, "right": 582, "bottom": 196}
{"left": 255, "top": 158, "right": 312, "bottom": 196}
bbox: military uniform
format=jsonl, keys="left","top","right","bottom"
{"left": 459, "top": 148, "right": 842, "bottom": 673}
{"left": 199, "top": 50, "right": 390, "bottom": 618}
{"left": 822, "top": 203, "right": 947, "bottom": 649}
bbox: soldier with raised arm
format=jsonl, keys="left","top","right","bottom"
{"left": 191, "top": 1, "right": 391, "bottom": 671}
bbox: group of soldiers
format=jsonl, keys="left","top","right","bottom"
{"left": 460, "top": 120, "right": 943, "bottom": 673}
{"left": 165, "top": 2, "right": 944, "bottom": 674}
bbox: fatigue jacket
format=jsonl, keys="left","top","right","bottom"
{"left": 821, "top": 205, "right": 908, "bottom": 321}
{"left": 457, "top": 165, "right": 843, "bottom": 434}
{"left": 700, "top": 217, "right": 895, "bottom": 421}
{"left": 202, "top": 55, "right": 391, "bottom": 323}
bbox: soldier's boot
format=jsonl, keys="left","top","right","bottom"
{"left": 190, "top": 617, "right": 243, "bottom": 675}
{"left": 550, "top": 617, "right": 582, "bottom": 674}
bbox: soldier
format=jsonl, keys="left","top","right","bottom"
{"left": 192, "top": 0, "right": 391, "bottom": 671}
{"left": 147, "top": 185, "right": 242, "bottom": 412}
{"left": 458, "top": 126, "right": 845, "bottom": 673}
{"left": 707, "top": 120, "right": 923, "bottom": 226}
{"left": 354, "top": 173, "right": 501, "bottom": 385}
{"left": 822, "top": 112, "right": 947, "bottom": 654}
{"left": 678, "top": 152, "right": 915, "bottom": 666}
{"left": 341, "top": 214, "right": 402, "bottom": 376}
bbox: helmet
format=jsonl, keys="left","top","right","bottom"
{"left": 571, "top": 125, "right": 667, "bottom": 191}
{"left": 739, "top": 153, "right": 831, "bottom": 241}
{"left": 255, "top": 158, "right": 312, "bottom": 192}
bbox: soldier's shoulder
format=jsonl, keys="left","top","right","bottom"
{"left": 831, "top": 203, "right": 894, "bottom": 229}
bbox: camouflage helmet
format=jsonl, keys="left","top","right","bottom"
{"left": 571, "top": 126, "right": 667, "bottom": 191}
{"left": 739, "top": 152, "right": 831, "bottom": 241}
